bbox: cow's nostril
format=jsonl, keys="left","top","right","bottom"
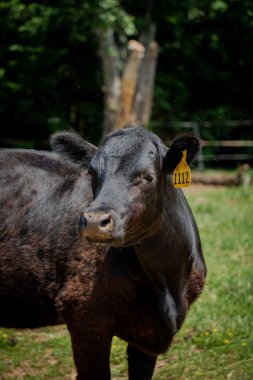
{"left": 100, "top": 215, "right": 112, "bottom": 229}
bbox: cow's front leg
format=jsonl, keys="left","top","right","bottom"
{"left": 68, "top": 323, "right": 112, "bottom": 380}
{"left": 127, "top": 344, "right": 157, "bottom": 380}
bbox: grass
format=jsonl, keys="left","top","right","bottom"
{"left": 0, "top": 185, "right": 253, "bottom": 379}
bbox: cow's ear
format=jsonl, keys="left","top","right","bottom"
{"left": 163, "top": 135, "right": 200, "bottom": 173}
{"left": 51, "top": 131, "right": 97, "bottom": 167}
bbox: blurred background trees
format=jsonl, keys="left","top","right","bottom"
{"left": 0, "top": 0, "right": 253, "bottom": 147}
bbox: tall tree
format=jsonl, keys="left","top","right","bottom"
{"left": 94, "top": 0, "right": 159, "bottom": 134}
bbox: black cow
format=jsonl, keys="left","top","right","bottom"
{"left": 0, "top": 126, "right": 206, "bottom": 379}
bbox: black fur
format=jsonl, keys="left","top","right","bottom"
{"left": 0, "top": 126, "right": 206, "bottom": 380}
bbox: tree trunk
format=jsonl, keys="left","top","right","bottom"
{"left": 97, "top": 28, "right": 121, "bottom": 135}
{"left": 97, "top": 24, "right": 159, "bottom": 135}
{"left": 133, "top": 24, "right": 159, "bottom": 125}
{"left": 115, "top": 40, "right": 145, "bottom": 130}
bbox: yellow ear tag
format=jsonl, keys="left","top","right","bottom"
{"left": 172, "top": 149, "right": 191, "bottom": 188}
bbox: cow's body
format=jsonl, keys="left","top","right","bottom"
{"left": 0, "top": 127, "right": 206, "bottom": 379}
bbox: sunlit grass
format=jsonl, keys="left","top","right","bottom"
{"left": 0, "top": 327, "right": 74, "bottom": 379}
{"left": 0, "top": 186, "right": 252, "bottom": 379}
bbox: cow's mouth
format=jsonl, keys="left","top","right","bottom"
{"left": 86, "top": 236, "right": 117, "bottom": 247}
{"left": 86, "top": 235, "right": 128, "bottom": 248}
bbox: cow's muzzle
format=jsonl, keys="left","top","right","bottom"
{"left": 79, "top": 210, "right": 115, "bottom": 244}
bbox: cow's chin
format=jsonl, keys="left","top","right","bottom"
{"left": 84, "top": 219, "right": 153, "bottom": 248}
{"left": 86, "top": 236, "right": 125, "bottom": 248}
{"left": 86, "top": 235, "right": 141, "bottom": 248}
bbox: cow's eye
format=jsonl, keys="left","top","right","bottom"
{"left": 142, "top": 173, "right": 155, "bottom": 183}
{"left": 132, "top": 172, "right": 155, "bottom": 186}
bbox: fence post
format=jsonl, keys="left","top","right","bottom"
{"left": 192, "top": 122, "right": 205, "bottom": 169}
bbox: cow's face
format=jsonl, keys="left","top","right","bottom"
{"left": 51, "top": 127, "right": 199, "bottom": 247}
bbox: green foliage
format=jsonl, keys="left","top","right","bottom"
{"left": 151, "top": 0, "right": 253, "bottom": 129}
{"left": 91, "top": 0, "right": 136, "bottom": 35}
{"left": 0, "top": 0, "right": 104, "bottom": 141}
{"left": 0, "top": 0, "right": 253, "bottom": 143}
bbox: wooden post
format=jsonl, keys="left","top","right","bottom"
{"left": 192, "top": 123, "right": 205, "bottom": 170}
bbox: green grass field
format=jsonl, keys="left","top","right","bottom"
{"left": 0, "top": 185, "right": 253, "bottom": 379}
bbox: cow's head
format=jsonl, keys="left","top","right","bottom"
{"left": 51, "top": 126, "right": 199, "bottom": 247}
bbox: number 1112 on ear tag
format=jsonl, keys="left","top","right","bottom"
{"left": 172, "top": 149, "right": 192, "bottom": 188}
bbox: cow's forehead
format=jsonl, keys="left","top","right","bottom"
{"left": 98, "top": 129, "right": 160, "bottom": 157}
{"left": 90, "top": 128, "right": 166, "bottom": 174}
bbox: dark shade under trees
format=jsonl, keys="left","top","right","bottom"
{"left": 0, "top": 0, "right": 253, "bottom": 146}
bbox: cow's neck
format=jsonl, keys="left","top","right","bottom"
{"left": 135, "top": 185, "right": 196, "bottom": 334}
